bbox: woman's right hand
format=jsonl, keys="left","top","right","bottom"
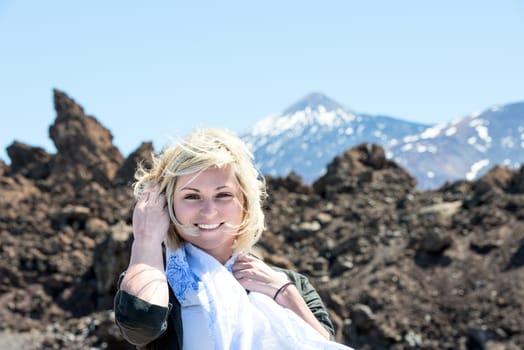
{"left": 120, "top": 186, "right": 170, "bottom": 307}
{"left": 132, "top": 188, "right": 170, "bottom": 245}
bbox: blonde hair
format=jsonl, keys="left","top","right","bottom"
{"left": 133, "top": 127, "right": 267, "bottom": 255}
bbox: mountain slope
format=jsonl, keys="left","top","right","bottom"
{"left": 388, "top": 102, "right": 524, "bottom": 188}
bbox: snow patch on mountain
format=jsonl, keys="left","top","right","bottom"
{"left": 467, "top": 159, "right": 490, "bottom": 180}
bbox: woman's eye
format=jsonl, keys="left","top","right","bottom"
{"left": 216, "top": 192, "right": 233, "bottom": 199}
{"left": 184, "top": 194, "right": 200, "bottom": 200}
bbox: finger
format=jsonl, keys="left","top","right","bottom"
{"left": 234, "top": 277, "right": 252, "bottom": 291}
{"left": 232, "top": 268, "right": 255, "bottom": 280}
{"left": 141, "top": 183, "right": 161, "bottom": 195}
{"left": 139, "top": 190, "right": 151, "bottom": 199}
{"left": 135, "top": 192, "right": 151, "bottom": 208}
{"left": 236, "top": 268, "right": 267, "bottom": 283}
{"left": 235, "top": 275, "right": 260, "bottom": 286}
{"left": 231, "top": 261, "right": 252, "bottom": 270}
{"left": 236, "top": 254, "right": 255, "bottom": 262}
{"left": 234, "top": 257, "right": 257, "bottom": 268}
{"left": 148, "top": 191, "right": 166, "bottom": 204}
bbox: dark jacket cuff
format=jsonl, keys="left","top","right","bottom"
{"left": 114, "top": 289, "right": 169, "bottom": 347}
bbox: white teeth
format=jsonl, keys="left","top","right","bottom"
{"left": 198, "top": 223, "right": 221, "bottom": 230}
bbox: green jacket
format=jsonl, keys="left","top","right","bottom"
{"left": 114, "top": 266, "right": 335, "bottom": 349}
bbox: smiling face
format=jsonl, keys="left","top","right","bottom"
{"left": 172, "top": 166, "right": 245, "bottom": 263}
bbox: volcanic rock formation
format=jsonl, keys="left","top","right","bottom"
{"left": 0, "top": 90, "right": 523, "bottom": 349}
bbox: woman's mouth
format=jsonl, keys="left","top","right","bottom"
{"left": 196, "top": 223, "right": 222, "bottom": 230}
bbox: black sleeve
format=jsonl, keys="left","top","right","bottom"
{"left": 113, "top": 272, "right": 170, "bottom": 347}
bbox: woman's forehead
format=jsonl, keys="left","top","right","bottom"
{"left": 175, "top": 166, "right": 238, "bottom": 190}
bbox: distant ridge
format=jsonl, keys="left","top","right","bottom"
{"left": 387, "top": 101, "right": 524, "bottom": 188}
{"left": 242, "top": 93, "right": 524, "bottom": 189}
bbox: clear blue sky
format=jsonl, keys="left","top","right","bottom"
{"left": 1, "top": 0, "right": 523, "bottom": 163}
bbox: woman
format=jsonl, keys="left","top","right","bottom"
{"left": 114, "top": 128, "right": 352, "bottom": 349}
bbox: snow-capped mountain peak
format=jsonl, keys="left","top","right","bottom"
{"left": 242, "top": 93, "right": 524, "bottom": 189}
{"left": 282, "top": 92, "right": 345, "bottom": 114}
{"left": 249, "top": 93, "right": 358, "bottom": 137}
{"left": 242, "top": 93, "right": 430, "bottom": 182}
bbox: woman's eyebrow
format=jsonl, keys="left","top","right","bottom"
{"left": 180, "top": 186, "right": 200, "bottom": 192}
{"left": 180, "top": 185, "right": 232, "bottom": 192}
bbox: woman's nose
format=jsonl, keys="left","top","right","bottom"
{"left": 200, "top": 199, "right": 217, "bottom": 216}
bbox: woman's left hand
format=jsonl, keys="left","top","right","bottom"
{"left": 232, "top": 254, "right": 290, "bottom": 298}
{"left": 233, "top": 254, "right": 331, "bottom": 340}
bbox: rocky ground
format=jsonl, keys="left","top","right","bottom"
{"left": 1, "top": 90, "right": 523, "bottom": 349}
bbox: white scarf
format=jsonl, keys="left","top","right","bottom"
{"left": 165, "top": 243, "right": 353, "bottom": 350}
